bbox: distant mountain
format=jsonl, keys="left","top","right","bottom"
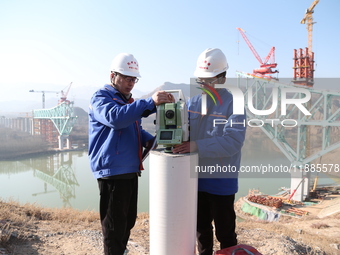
{"left": 0, "top": 98, "right": 62, "bottom": 117}
{"left": 136, "top": 82, "right": 194, "bottom": 134}
{"left": 74, "top": 106, "right": 88, "bottom": 118}
{"left": 73, "top": 98, "right": 91, "bottom": 112}
{"left": 72, "top": 86, "right": 148, "bottom": 112}
{"left": 0, "top": 82, "right": 192, "bottom": 117}
{"left": 69, "top": 82, "right": 194, "bottom": 135}
{"left": 75, "top": 82, "right": 193, "bottom": 113}
{"left": 70, "top": 107, "right": 88, "bottom": 129}
{"left": 138, "top": 82, "right": 193, "bottom": 100}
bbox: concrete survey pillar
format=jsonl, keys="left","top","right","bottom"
{"left": 149, "top": 150, "right": 198, "bottom": 255}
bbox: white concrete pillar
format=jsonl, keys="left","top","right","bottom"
{"left": 290, "top": 169, "right": 310, "bottom": 201}
{"left": 149, "top": 150, "right": 198, "bottom": 255}
{"left": 66, "top": 137, "right": 70, "bottom": 149}
{"left": 58, "top": 136, "right": 63, "bottom": 150}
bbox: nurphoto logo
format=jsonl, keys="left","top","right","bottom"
{"left": 200, "top": 83, "right": 312, "bottom": 128}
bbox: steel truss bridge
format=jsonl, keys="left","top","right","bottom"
{"left": 236, "top": 71, "right": 340, "bottom": 200}
{"left": 33, "top": 101, "right": 78, "bottom": 150}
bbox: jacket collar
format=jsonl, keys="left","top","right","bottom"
{"left": 104, "top": 84, "right": 134, "bottom": 104}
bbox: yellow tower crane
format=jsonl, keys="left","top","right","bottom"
{"left": 300, "top": 0, "right": 320, "bottom": 53}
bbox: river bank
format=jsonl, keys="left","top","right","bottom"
{"left": 0, "top": 200, "right": 339, "bottom": 255}
{"left": 0, "top": 147, "right": 87, "bottom": 161}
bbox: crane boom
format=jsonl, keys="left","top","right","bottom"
{"left": 29, "top": 90, "right": 59, "bottom": 93}
{"left": 29, "top": 82, "right": 73, "bottom": 108}
{"left": 29, "top": 90, "right": 59, "bottom": 109}
{"left": 301, "top": 0, "right": 319, "bottom": 24}
{"left": 263, "top": 46, "right": 275, "bottom": 66}
{"left": 300, "top": 0, "right": 320, "bottom": 53}
{"left": 236, "top": 27, "right": 278, "bottom": 78}
{"left": 60, "top": 82, "right": 73, "bottom": 103}
{"left": 236, "top": 27, "right": 263, "bottom": 65}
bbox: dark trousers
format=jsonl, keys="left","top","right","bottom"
{"left": 197, "top": 192, "right": 237, "bottom": 255}
{"left": 97, "top": 176, "right": 138, "bottom": 255}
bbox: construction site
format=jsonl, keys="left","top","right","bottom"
{"left": 0, "top": 0, "right": 339, "bottom": 200}
{"left": 0, "top": 82, "right": 78, "bottom": 151}
{"left": 1, "top": 1, "right": 340, "bottom": 255}
{"left": 232, "top": 0, "right": 340, "bottom": 224}
{"left": 235, "top": 0, "right": 317, "bottom": 85}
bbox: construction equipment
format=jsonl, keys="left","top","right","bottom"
{"left": 236, "top": 27, "right": 278, "bottom": 79}
{"left": 29, "top": 90, "right": 59, "bottom": 109}
{"left": 59, "top": 82, "right": 73, "bottom": 104}
{"left": 311, "top": 175, "right": 319, "bottom": 192}
{"left": 293, "top": 0, "right": 319, "bottom": 87}
{"left": 289, "top": 177, "right": 306, "bottom": 201}
{"left": 30, "top": 82, "right": 73, "bottom": 108}
{"left": 301, "top": 0, "right": 320, "bottom": 53}
{"left": 311, "top": 157, "right": 321, "bottom": 193}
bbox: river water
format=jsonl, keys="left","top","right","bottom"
{"left": 0, "top": 148, "right": 338, "bottom": 213}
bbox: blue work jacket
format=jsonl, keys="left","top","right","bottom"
{"left": 88, "top": 84, "right": 155, "bottom": 179}
{"left": 189, "top": 88, "right": 247, "bottom": 195}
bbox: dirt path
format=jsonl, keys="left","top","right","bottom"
{"left": 1, "top": 204, "right": 340, "bottom": 255}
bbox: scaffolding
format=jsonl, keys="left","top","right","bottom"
{"left": 293, "top": 47, "right": 315, "bottom": 87}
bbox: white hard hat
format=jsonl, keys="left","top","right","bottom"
{"left": 194, "top": 48, "right": 229, "bottom": 78}
{"left": 110, "top": 53, "right": 141, "bottom": 78}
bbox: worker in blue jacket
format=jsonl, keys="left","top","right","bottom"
{"left": 173, "top": 48, "right": 247, "bottom": 255}
{"left": 88, "top": 52, "right": 174, "bottom": 255}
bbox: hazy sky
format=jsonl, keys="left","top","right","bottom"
{"left": 0, "top": 0, "right": 339, "bottom": 105}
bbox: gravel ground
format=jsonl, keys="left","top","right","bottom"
{"left": 1, "top": 204, "right": 340, "bottom": 255}
{"left": 1, "top": 215, "right": 340, "bottom": 255}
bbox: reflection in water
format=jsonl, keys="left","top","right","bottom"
{"left": 0, "top": 160, "right": 31, "bottom": 175}
{"left": 0, "top": 150, "right": 146, "bottom": 212}
{"left": 1, "top": 152, "right": 79, "bottom": 208}
{"left": 32, "top": 154, "right": 79, "bottom": 207}
{"left": 0, "top": 148, "right": 338, "bottom": 212}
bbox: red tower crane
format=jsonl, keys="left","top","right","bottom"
{"left": 59, "top": 82, "right": 73, "bottom": 104}
{"left": 236, "top": 27, "right": 278, "bottom": 78}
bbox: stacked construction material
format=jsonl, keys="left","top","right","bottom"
{"left": 285, "top": 207, "right": 309, "bottom": 216}
{"left": 248, "top": 195, "right": 283, "bottom": 208}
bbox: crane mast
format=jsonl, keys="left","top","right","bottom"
{"left": 300, "top": 0, "right": 320, "bottom": 53}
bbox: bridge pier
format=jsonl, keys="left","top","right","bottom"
{"left": 235, "top": 73, "right": 340, "bottom": 203}
{"left": 290, "top": 170, "right": 311, "bottom": 202}
{"left": 58, "top": 135, "right": 70, "bottom": 150}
